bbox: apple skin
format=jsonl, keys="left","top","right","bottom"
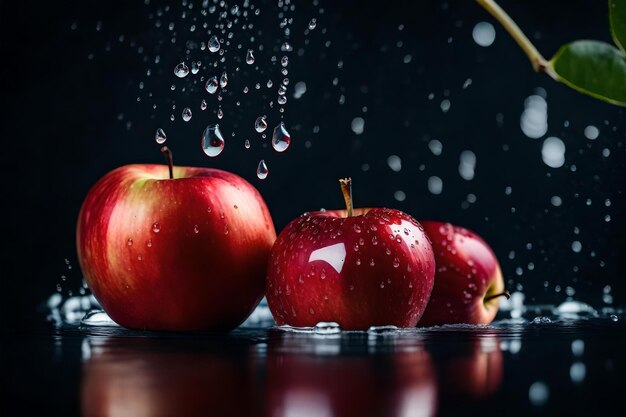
{"left": 418, "top": 221, "right": 505, "bottom": 327}
{"left": 76, "top": 164, "right": 276, "bottom": 331}
{"left": 266, "top": 208, "right": 436, "bottom": 329}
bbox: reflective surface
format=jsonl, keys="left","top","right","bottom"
{"left": 3, "top": 314, "right": 625, "bottom": 416}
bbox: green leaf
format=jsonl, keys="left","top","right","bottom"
{"left": 550, "top": 40, "right": 626, "bottom": 106}
{"left": 609, "top": 0, "right": 626, "bottom": 54}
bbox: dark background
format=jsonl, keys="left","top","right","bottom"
{"left": 1, "top": 0, "right": 625, "bottom": 332}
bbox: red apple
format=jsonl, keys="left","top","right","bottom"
{"left": 266, "top": 178, "right": 435, "bottom": 330}
{"left": 418, "top": 221, "right": 507, "bottom": 326}
{"left": 76, "top": 147, "right": 276, "bottom": 331}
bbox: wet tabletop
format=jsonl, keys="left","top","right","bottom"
{"left": 3, "top": 315, "right": 625, "bottom": 417}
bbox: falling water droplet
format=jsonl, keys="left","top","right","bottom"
{"left": 277, "top": 95, "right": 287, "bottom": 105}
{"left": 267, "top": 79, "right": 273, "bottom": 88}
{"left": 219, "top": 71, "right": 228, "bottom": 88}
{"left": 155, "top": 128, "right": 167, "bottom": 144}
{"left": 191, "top": 61, "right": 201, "bottom": 74}
{"left": 257, "top": 159, "right": 269, "bottom": 179}
{"left": 246, "top": 49, "right": 255, "bottom": 65}
{"left": 272, "top": 122, "right": 291, "bottom": 152}
{"left": 208, "top": 35, "right": 220, "bottom": 52}
{"left": 255, "top": 115, "right": 268, "bottom": 133}
{"left": 217, "top": 108, "right": 224, "bottom": 119}
{"left": 202, "top": 124, "right": 225, "bottom": 157}
{"left": 182, "top": 107, "right": 192, "bottom": 122}
{"left": 205, "top": 76, "right": 218, "bottom": 94}
{"left": 174, "top": 62, "right": 189, "bottom": 78}
{"left": 200, "top": 99, "right": 207, "bottom": 110}
{"left": 309, "top": 18, "right": 317, "bottom": 30}
{"left": 281, "top": 56, "right": 289, "bottom": 67}
{"left": 244, "top": 139, "right": 251, "bottom": 149}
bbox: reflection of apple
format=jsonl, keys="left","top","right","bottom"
{"left": 77, "top": 148, "right": 276, "bottom": 331}
{"left": 418, "top": 221, "right": 507, "bottom": 326}
{"left": 266, "top": 332, "right": 437, "bottom": 417}
{"left": 267, "top": 178, "right": 435, "bottom": 330}
{"left": 81, "top": 337, "right": 259, "bottom": 417}
{"left": 435, "top": 336, "right": 503, "bottom": 401}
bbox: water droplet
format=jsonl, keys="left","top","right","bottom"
{"left": 267, "top": 79, "right": 273, "bottom": 88}
{"left": 244, "top": 139, "right": 251, "bottom": 149}
{"left": 217, "top": 108, "right": 224, "bottom": 119}
{"left": 182, "top": 107, "right": 192, "bottom": 122}
{"left": 255, "top": 115, "right": 268, "bottom": 133}
{"left": 127, "top": 238, "right": 133, "bottom": 246}
{"left": 246, "top": 49, "right": 255, "bottom": 65}
{"left": 257, "top": 159, "right": 269, "bottom": 180}
{"left": 174, "top": 62, "right": 189, "bottom": 78}
{"left": 308, "top": 18, "right": 317, "bottom": 30}
{"left": 277, "top": 95, "right": 287, "bottom": 105}
{"left": 205, "top": 76, "right": 219, "bottom": 94}
{"left": 193, "top": 224, "right": 200, "bottom": 234}
{"left": 146, "top": 239, "right": 153, "bottom": 248}
{"left": 202, "top": 124, "right": 225, "bottom": 157}
{"left": 281, "top": 56, "right": 289, "bottom": 67}
{"left": 219, "top": 71, "right": 228, "bottom": 88}
{"left": 393, "top": 257, "right": 400, "bottom": 268}
{"left": 152, "top": 223, "right": 161, "bottom": 233}
{"left": 208, "top": 35, "right": 220, "bottom": 52}
{"left": 191, "top": 61, "right": 201, "bottom": 74}
{"left": 200, "top": 99, "right": 207, "bottom": 110}
{"left": 314, "top": 321, "right": 341, "bottom": 334}
{"left": 271, "top": 122, "right": 291, "bottom": 152}
{"left": 610, "top": 314, "right": 619, "bottom": 322}
{"left": 155, "top": 128, "right": 167, "bottom": 144}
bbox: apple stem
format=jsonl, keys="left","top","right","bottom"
{"left": 484, "top": 290, "right": 511, "bottom": 303}
{"left": 339, "top": 177, "right": 354, "bottom": 217}
{"left": 160, "top": 146, "right": 174, "bottom": 179}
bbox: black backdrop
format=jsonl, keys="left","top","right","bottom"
{"left": 1, "top": 0, "right": 625, "bottom": 331}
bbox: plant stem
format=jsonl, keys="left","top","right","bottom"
{"left": 484, "top": 290, "right": 511, "bottom": 303}
{"left": 339, "top": 178, "right": 354, "bottom": 217}
{"left": 475, "top": 0, "right": 557, "bottom": 79}
{"left": 160, "top": 146, "right": 174, "bottom": 179}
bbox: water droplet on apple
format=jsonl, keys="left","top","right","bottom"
{"left": 208, "top": 35, "right": 220, "bottom": 52}
{"left": 155, "top": 128, "right": 167, "bottom": 144}
{"left": 257, "top": 159, "right": 269, "bottom": 180}
{"left": 146, "top": 239, "right": 152, "bottom": 248}
{"left": 202, "top": 124, "right": 225, "bottom": 157}
{"left": 193, "top": 225, "right": 200, "bottom": 234}
{"left": 174, "top": 62, "right": 189, "bottom": 78}
{"left": 353, "top": 224, "right": 361, "bottom": 233}
{"left": 370, "top": 259, "right": 375, "bottom": 266}
{"left": 205, "top": 76, "right": 219, "bottom": 94}
{"left": 182, "top": 107, "right": 192, "bottom": 122}
{"left": 224, "top": 225, "right": 229, "bottom": 235}
{"left": 255, "top": 115, "right": 268, "bottom": 133}
{"left": 393, "top": 258, "right": 400, "bottom": 268}
{"left": 127, "top": 238, "right": 133, "bottom": 246}
{"left": 308, "top": 307, "right": 315, "bottom": 315}
{"left": 152, "top": 223, "right": 161, "bottom": 233}
{"left": 245, "top": 49, "right": 255, "bottom": 65}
